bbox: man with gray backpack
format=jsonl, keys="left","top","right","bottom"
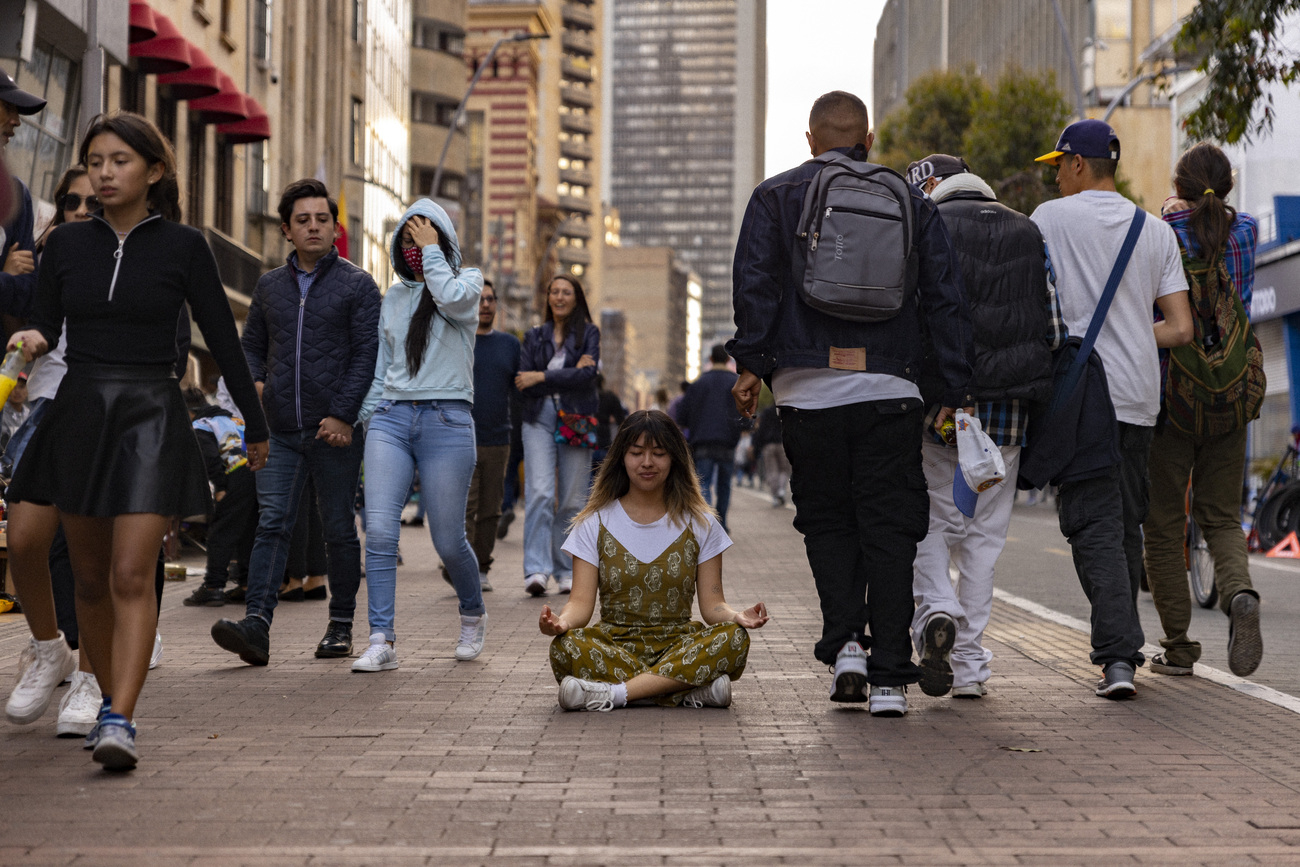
{"left": 728, "top": 90, "right": 974, "bottom": 718}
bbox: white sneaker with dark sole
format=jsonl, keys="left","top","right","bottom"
{"left": 918, "top": 613, "right": 956, "bottom": 697}
{"left": 525, "top": 573, "right": 548, "bottom": 596}
{"left": 951, "top": 683, "right": 988, "bottom": 699}
{"left": 868, "top": 685, "right": 907, "bottom": 716}
{"left": 1150, "top": 654, "right": 1194, "bottom": 676}
{"left": 829, "top": 640, "right": 869, "bottom": 703}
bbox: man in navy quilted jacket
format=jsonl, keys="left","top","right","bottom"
{"left": 211, "top": 179, "right": 381, "bottom": 665}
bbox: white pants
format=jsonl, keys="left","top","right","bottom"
{"left": 911, "top": 440, "right": 1021, "bottom": 688}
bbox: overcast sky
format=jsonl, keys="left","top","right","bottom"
{"left": 764, "top": 1, "right": 888, "bottom": 176}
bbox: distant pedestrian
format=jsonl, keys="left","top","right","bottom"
{"left": 592, "top": 373, "right": 628, "bottom": 471}
{"left": 752, "top": 405, "right": 789, "bottom": 507}
{"left": 1031, "top": 119, "right": 1193, "bottom": 699}
{"left": 678, "top": 345, "right": 743, "bottom": 530}
{"left": 539, "top": 410, "right": 768, "bottom": 711}
{"left": 729, "top": 91, "right": 973, "bottom": 718}
{"left": 516, "top": 274, "right": 600, "bottom": 597}
{"left": 0, "top": 67, "right": 41, "bottom": 320}
{"left": 1144, "top": 142, "right": 1263, "bottom": 678}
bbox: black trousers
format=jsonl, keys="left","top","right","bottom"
{"left": 202, "top": 465, "right": 260, "bottom": 589}
{"left": 780, "top": 398, "right": 930, "bottom": 685}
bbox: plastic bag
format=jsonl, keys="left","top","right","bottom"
{"left": 953, "top": 410, "right": 1006, "bottom": 517}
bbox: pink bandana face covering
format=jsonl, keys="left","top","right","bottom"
{"left": 402, "top": 244, "right": 424, "bottom": 275}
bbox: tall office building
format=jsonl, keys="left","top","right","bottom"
{"left": 604, "top": 0, "right": 765, "bottom": 351}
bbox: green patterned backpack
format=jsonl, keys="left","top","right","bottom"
{"left": 1164, "top": 249, "right": 1265, "bottom": 436}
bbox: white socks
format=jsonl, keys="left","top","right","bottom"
{"left": 611, "top": 683, "right": 629, "bottom": 708}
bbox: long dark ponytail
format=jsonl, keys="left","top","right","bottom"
{"left": 404, "top": 229, "right": 459, "bottom": 374}
{"left": 1173, "top": 142, "right": 1236, "bottom": 261}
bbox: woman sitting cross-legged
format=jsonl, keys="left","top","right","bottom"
{"left": 539, "top": 409, "right": 768, "bottom": 711}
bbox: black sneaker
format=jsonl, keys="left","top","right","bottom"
{"left": 315, "top": 621, "right": 353, "bottom": 658}
{"left": 210, "top": 617, "right": 270, "bottom": 666}
{"left": 223, "top": 585, "right": 247, "bottom": 603}
{"left": 1228, "top": 591, "right": 1263, "bottom": 677}
{"left": 182, "top": 585, "right": 227, "bottom": 607}
{"left": 496, "top": 510, "right": 515, "bottom": 540}
{"left": 918, "top": 613, "right": 956, "bottom": 697}
{"left": 1095, "top": 661, "right": 1136, "bottom": 699}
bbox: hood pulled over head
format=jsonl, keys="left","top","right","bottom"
{"left": 390, "top": 198, "right": 463, "bottom": 285}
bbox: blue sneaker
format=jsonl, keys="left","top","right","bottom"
{"left": 91, "top": 713, "right": 137, "bottom": 771}
{"left": 83, "top": 699, "right": 111, "bottom": 751}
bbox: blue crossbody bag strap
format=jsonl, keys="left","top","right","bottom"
{"left": 1049, "top": 206, "right": 1145, "bottom": 414}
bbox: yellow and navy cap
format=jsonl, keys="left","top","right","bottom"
{"left": 1035, "top": 119, "right": 1121, "bottom": 163}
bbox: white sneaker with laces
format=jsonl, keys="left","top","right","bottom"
{"left": 555, "top": 575, "right": 573, "bottom": 594}
{"left": 455, "top": 613, "right": 487, "bottom": 661}
{"left": 525, "top": 573, "right": 548, "bottom": 596}
{"left": 57, "top": 670, "right": 103, "bottom": 737}
{"left": 6, "top": 632, "right": 77, "bottom": 725}
{"left": 868, "top": 684, "right": 908, "bottom": 717}
{"left": 829, "top": 640, "right": 869, "bottom": 703}
{"left": 681, "top": 677, "right": 732, "bottom": 708}
{"left": 558, "top": 675, "right": 615, "bottom": 712}
{"left": 149, "top": 633, "right": 163, "bottom": 670}
{"left": 351, "top": 633, "right": 398, "bottom": 672}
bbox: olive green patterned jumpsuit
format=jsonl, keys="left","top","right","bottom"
{"left": 549, "top": 522, "right": 750, "bottom": 706}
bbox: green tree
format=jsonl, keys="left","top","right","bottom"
{"left": 1175, "top": 0, "right": 1300, "bottom": 143}
{"left": 873, "top": 67, "right": 987, "bottom": 173}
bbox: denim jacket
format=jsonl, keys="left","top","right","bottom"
{"left": 727, "top": 146, "right": 974, "bottom": 409}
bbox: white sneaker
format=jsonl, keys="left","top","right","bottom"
{"left": 829, "top": 640, "right": 868, "bottom": 703}
{"left": 952, "top": 682, "right": 988, "bottom": 699}
{"left": 351, "top": 634, "right": 398, "bottom": 672}
{"left": 869, "top": 684, "right": 908, "bottom": 717}
{"left": 681, "top": 677, "right": 732, "bottom": 708}
{"left": 6, "top": 632, "right": 77, "bottom": 724}
{"left": 525, "top": 573, "right": 548, "bottom": 596}
{"left": 56, "top": 671, "right": 102, "bottom": 737}
{"left": 558, "top": 675, "right": 614, "bottom": 712}
{"left": 555, "top": 575, "right": 572, "bottom": 594}
{"left": 455, "top": 613, "right": 487, "bottom": 661}
{"left": 479, "top": 571, "right": 493, "bottom": 592}
{"left": 149, "top": 633, "right": 163, "bottom": 670}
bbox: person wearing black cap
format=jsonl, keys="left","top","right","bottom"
{"left": 0, "top": 67, "right": 46, "bottom": 320}
{"left": 904, "top": 154, "right": 1065, "bottom": 700}
{"left": 1029, "top": 119, "right": 1194, "bottom": 700}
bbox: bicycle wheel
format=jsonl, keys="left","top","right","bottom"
{"left": 1187, "top": 519, "right": 1217, "bottom": 609}
{"left": 1255, "top": 480, "right": 1300, "bottom": 550}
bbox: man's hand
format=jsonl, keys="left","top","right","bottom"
{"left": 247, "top": 440, "right": 269, "bottom": 471}
{"left": 407, "top": 215, "right": 442, "bottom": 250}
{"left": 317, "top": 416, "right": 353, "bottom": 447}
{"left": 3, "top": 244, "right": 33, "bottom": 276}
{"left": 7, "top": 329, "right": 47, "bottom": 361}
{"left": 732, "top": 370, "right": 761, "bottom": 418}
{"left": 539, "top": 604, "right": 570, "bottom": 636}
{"left": 932, "top": 405, "right": 975, "bottom": 436}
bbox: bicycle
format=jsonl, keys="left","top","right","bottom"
{"left": 1248, "top": 426, "right": 1300, "bottom": 553}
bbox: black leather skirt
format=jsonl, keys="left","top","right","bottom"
{"left": 8, "top": 363, "right": 210, "bottom": 518}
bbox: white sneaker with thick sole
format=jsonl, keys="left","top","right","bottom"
{"left": 6, "top": 632, "right": 77, "bottom": 725}
{"left": 681, "top": 677, "right": 732, "bottom": 708}
{"left": 149, "top": 633, "right": 163, "bottom": 670}
{"left": 868, "top": 685, "right": 908, "bottom": 717}
{"left": 951, "top": 682, "right": 988, "bottom": 699}
{"left": 56, "top": 670, "right": 103, "bottom": 737}
{"left": 455, "top": 613, "right": 487, "bottom": 661}
{"left": 351, "top": 634, "right": 398, "bottom": 672}
{"left": 558, "top": 675, "right": 615, "bottom": 712}
{"left": 525, "top": 573, "right": 548, "bottom": 596}
{"left": 555, "top": 575, "right": 573, "bottom": 594}
{"left": 829, "top": 640, "right": 869, "bottom": 703}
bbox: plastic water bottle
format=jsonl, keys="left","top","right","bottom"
{"left": 0, "top": 342, "right": 26, "bottom": 406}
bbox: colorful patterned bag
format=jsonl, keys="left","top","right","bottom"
{"left": 554, "top": 409, "right": 599, "bottom": 449}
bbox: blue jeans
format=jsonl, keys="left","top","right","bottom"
{"left": 244, "top": 428, "right": 364, "bottom": 626}
{"left": 522, "top": 404, "right": 592, "bottom": 579}
{"left": 364, "top": 400, "right": 483, "bottom": 641}
{"left": 2, "top": 395, "right": 50, "bottom": 476}
{"left": 693, "top": 445, "right": 735, "bottom": 529}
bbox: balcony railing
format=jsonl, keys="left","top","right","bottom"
{"left": 562, "top": 3, "right": 595, "bottom": 29}
{"left": 560, "top": 112, "right": 593, "bottom": 134}
{"left": 559, "top": 219, "right": 592, "bottom": 240}
{"left": 557, "top": 194, "right": 594, "bottom": 215}
{"left": 561, "top": 138, "right": 593, "bottom": 161}
{"left": 562, "top": 31, "right": 594, "bottom": 56}
{"left": 561, "top": 56, "right": 593, "bottom": 82}
{"left": 560, "top": 167, "right": 593, "bottom": 187}
{"left": 561, "top": 84, "right": 594, "bottom": 109}
{"left": 557, "top": 244, "right": 592, "bottom": 265}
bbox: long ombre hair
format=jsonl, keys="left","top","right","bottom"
{"left": 573, "top": 409, "right": 711, "bottom": 529}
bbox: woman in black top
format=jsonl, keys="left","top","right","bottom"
{"left": 3, "top": 113, "right": 268, "bottom": 771}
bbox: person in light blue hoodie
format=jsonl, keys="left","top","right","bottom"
{"left": 354, "top": 199, "right": 486, "bottom": 671}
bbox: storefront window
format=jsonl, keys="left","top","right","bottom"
{"left": 8, "top": 40, "right": 80, "bottom": 203}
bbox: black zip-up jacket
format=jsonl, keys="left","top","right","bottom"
{"left": 727, "top": 146, "right": 974, "bottom": 408}
{"left": 243, "top": 247, "right": 381, "bottom": 433}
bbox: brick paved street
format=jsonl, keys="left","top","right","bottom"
{"left": 2, "top": 487, "right": 1300, "bottom": 865}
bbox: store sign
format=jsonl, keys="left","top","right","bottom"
{"left": 1253, "top": 252, "right": 1300, "bottom": 322}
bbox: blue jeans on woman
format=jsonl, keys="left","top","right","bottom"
{"left": 363, "top": 400, "right": 484, "bottom": 642}
{"left": 522, "top": 401, "right": 592, "bottom": 581}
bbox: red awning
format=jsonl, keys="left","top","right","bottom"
{"left": 129, "top": 14, "right": 191, "bottom": 75}
{"left": 158, "top": 47, "right": 221, "bottom": 100}
{"left": 189, "top": 73, "right": 249, "bottom": 124}
{"left": 217, "top": 96, "right": 271, "bottom": 143}
{"left": 129, "top": 1, "right": 157, "bottom": 43}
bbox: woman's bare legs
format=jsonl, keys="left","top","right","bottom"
{"left": 7, "top": 502, "right": 63, "bottom": 641}
{"left": 62, "top": 512, "right": 170, "bottom": 721}
{"left": 624, "top": 672, "right": 690, "bottom": 702}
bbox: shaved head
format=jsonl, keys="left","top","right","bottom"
{"left": 808, "top": 91, "right": 870, "bottom": 148}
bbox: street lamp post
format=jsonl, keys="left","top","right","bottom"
{"left": 428, "top": 31, "right": 549, "bottom": 199}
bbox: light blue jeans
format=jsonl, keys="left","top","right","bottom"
{"left": 522, "top": 400, "right": 592, "bottom": 580}
{"left": 363, "top": 400, "right": 484, "bottom": 642}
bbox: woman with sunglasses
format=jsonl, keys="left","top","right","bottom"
{"left": 2, "top": 113, "right": 267, "bottom": 771}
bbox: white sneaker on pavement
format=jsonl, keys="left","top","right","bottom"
{"left": 149, "top": 633, "right": 163, "bottom": 670}
{"left": 868, "top": 684, "right": 908, "bottom": 717}
{"left": 56, "top": 671, "right": 102, "bottom": 737}
{"left": 829, "top": 640, "right": 868, "bottom": 703}
{"left": 6, "top": 632, "right": 77, "bottom": 725}
{"left": 681, "top": 677, "right": 732, "bottom": 708}
{"left": 525, "top": 573, "right": 548, "bottom": 596}
{"left": 555, "top": 575, "right": 572, "bottom": 594}
{"left": 455, "top": 613, "right": 487, "bottom": 661}
{"left": 351, "top": 633, "right": 398, "bottom": 672}
{"left": 479, "top": 570, "right": 493, "bottom": 592}
{"left": 558, "top": 675, "right": 615, "bottom": 712}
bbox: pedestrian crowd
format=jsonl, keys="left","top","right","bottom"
{"left": 0, "top": 74, "right": 1267, "bottom": 771}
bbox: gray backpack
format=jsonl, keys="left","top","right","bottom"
{"left": 795, "top": 153, "right": 917, "bottom": 322}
